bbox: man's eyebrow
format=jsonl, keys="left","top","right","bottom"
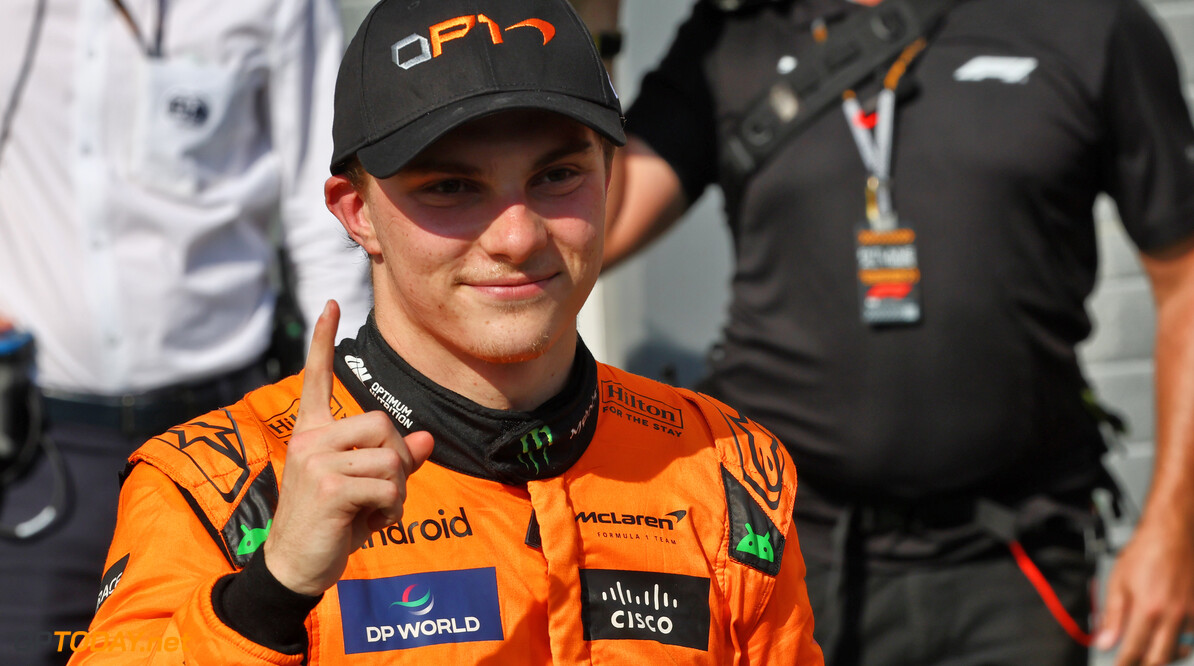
{"left": 532, "top": 138, "right": 598, "bottom": 170}
{"left": 403, "top": 138, "right": 597, "bottom": 176}
{"left": 401, "top": 158, "right": 482, "bottom": 177}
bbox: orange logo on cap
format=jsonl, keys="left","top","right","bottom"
{"left": 506, "top": 19, "right": 555, "bottom": 44}
{"left": 394, "top": 15, "right": 556, "bottom": 70}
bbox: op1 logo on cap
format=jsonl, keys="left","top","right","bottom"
{"left": 392, "top": 14, "right": 557, "bottom": 70}
{"left": 331, "top": 0, "right": 625, "bottom": 179}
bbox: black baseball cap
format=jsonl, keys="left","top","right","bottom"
{"left": 331, "top": 0, "right": 626, "bottom": 178}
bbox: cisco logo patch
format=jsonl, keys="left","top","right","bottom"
{"left": 338, "top": 568, "right": 503, "bottom": 653}
{"left": 580, "top": 569, "right": 710, "bottom": 650}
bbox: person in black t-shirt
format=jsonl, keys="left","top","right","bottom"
{"left": 603, "top": 0, "right": 1194, "bottom": 664}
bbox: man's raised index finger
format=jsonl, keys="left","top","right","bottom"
{"left": 296, "top": 299, "right": 340, "bottom": 430}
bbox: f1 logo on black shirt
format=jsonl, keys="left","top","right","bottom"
{"left": 580, "top": 569, "right": 710, "bottom": 650}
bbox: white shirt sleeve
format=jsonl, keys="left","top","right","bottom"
{"left": 269, "top": 0, "right": 372, "bottom": 344}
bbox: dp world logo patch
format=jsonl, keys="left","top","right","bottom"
{"left": 390, "top": 584, "right": 434, "bottom": 616}
{"left": 338, "top": 568, "right": 503, "bottom": 653}
{"left": 580, "top": 569, "right": 710, "bottom": 650}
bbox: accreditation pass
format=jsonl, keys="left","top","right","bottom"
{"left": 856, "top": 226, "right": 922, "bottom": 325}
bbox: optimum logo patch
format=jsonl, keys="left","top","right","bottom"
{"left": 345, "top": 355, "right": 373, "bottom": 383}
{"left": 369, "top": 381, "right": 415, "bottom": 429}
{"left": 338, "top": 568, "right": 502, "bottom": 654}
{"left": 580, "top": 569, "right": 710, "bottom": 650}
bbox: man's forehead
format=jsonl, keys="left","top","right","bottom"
{"left": 403, "top": 110, "right": 598, "bottom": 171}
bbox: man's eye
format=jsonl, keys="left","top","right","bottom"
{"left": 426, "top": 179, "right": 469, "bottom": 195}
{"left": 540, "top": 168, "right": 579, "bottom": 185}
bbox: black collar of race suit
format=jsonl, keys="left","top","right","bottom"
{"left": 332, "top": 317, "right": 600, "bottom": 485}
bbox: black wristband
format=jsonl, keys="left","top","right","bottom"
{"left": 211, "top": 549, "right": 323, "bottom": 655}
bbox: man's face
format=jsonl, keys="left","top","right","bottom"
{"left": 357, "top": 110, "right": 608, "bottom": 366}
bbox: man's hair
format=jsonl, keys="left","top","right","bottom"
{"left": 335, "top": 135, "right": 616, "bottom": 195}
{"left": 336, "top": 156, "right": 370, "bottom": 194}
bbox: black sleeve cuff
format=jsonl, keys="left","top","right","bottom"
{"left": 211, "top": 549, "right": 323, "bottom": 655}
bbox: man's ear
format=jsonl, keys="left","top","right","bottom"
{"left": 325, "top": 174, "right": 381, "bottom": 256}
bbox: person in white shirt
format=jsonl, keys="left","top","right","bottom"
{"left": 0, "top": 1, "right": 371, "bottom": 663}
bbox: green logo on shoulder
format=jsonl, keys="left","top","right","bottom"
{"left": 237, "top": 519, "right": 272, "bottom": 556}
{"left": 735, "top": 522, "right": 774, "bottom": 563}
{"left": 722, "top": 466, "right": 784, "bottom": 575}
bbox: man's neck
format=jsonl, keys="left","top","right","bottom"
{"left": 371, "top": 312, "right": 578, "bottom": 412}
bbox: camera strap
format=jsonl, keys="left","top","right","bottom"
{"left": 722, "top": 0, "right": 955, "bottom": 180}
{"left": 0, "top": 393, "right": 68, "bottom": 541}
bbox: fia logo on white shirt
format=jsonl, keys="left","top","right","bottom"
{"left": 954, "top": 56, "right": 1039, "bottom": 84}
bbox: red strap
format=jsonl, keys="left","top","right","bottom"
{"left": 1008, "top": 541, "right": 1093, "bottom": 647}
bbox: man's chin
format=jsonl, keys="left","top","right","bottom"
{"left": 465, "top": 325, "right": 562, "bottom": 365}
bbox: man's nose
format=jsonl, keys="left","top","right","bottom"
{"left": 479, "top": 201, "right": 549, "bottom": 264}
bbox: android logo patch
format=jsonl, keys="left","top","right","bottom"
{"left": 722, "top": 466, "right": 785, "bottom": 576}
{"left": 237, "top": 519, "right": 273, "bottom": 556}
{"left": 735, "top": 523, "right": 774, "bottom": 563}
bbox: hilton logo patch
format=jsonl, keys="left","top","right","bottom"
{"left": 601, "top": 381, "right": 685, "bottom": 437}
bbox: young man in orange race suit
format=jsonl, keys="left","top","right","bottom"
{"left": 67, "top": 0, "right": 823, "bottom": 663}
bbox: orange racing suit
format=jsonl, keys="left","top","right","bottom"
{"left": 71, "top": 325, "right": 822, "bottom": 664}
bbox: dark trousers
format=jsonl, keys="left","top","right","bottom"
{"left": 0, "top": 362, "right": 266, "bottom": 665}
{"left": 0, "top": 422, "right": 134, "bottom": 666}
{"left": 804, "top": 540, "right": 1094, "bottom": 666}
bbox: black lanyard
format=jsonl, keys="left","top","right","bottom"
{"left": 0, "top": 0, "right": 49, "bottom": 169}
{"left": 812, "top": 17, "right": 927, "bottom": 230}
{"left": 0, "top": 0, "right": 166, "bottom": 169}
{"left": 813, "top": 17, "right": 929, "bottom": 326}
{"left": 110, "top": 0, "right": 166, "bottom": 58}
{"left": 840, "top": 39, "right": 926, "bottom": 230}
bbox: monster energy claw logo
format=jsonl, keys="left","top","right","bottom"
{"left": 517, "top": 426, "right": 553, "bottom": 474}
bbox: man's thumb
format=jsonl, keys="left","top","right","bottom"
{"left": 404, "top": 431, "right": 435, "bottom": 473}
{"left": 1095, "top": 581, "right": 1127, "bottom": 651}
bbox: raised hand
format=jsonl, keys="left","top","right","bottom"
{"left": 262, "top": 300, "right": 434, "bottom": 596}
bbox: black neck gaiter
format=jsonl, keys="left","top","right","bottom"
{"left": 332, "top": 318, "right": 600, "bottom": 485}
